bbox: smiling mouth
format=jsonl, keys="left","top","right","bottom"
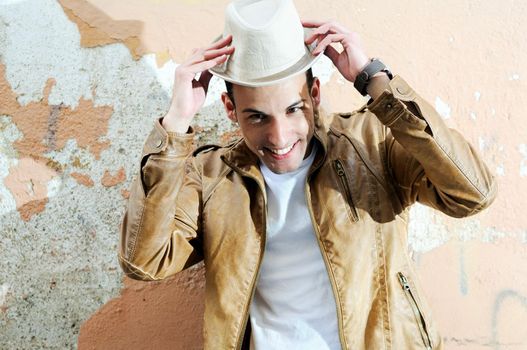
{"left": 264, "top": 141, "right": 299, "bottom": 159}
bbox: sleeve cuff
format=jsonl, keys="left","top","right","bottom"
{"left": 141, "top": 118, "right": 195, "bottom": 157}
{"left": 367, "top": 75, "right": 426, "bottom": 127}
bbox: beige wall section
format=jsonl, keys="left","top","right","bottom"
{"left": 0, "top": 0, "right": 525, "bottom": 349}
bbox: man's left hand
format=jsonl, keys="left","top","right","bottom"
{"left": 303, "top": 19, "right": 370, "bottom": 83}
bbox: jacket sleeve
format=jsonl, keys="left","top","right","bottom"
{"left": 118, "top": 118, "right": 203, "bottom": 281}
{"left": 367, "top": 76, "right": 497, "bottom": 217}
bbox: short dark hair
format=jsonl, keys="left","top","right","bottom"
{"left": 225, "top": 68, "right": 314, "bottom": 105}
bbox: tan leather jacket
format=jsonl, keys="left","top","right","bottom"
{"left": 119, "top": 76, "right": 497, "bottom": 350}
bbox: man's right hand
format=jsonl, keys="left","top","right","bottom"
{"left": 162, "top": 35, "right": 235, "bottom": 133}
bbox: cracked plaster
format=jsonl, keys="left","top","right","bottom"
{"left": 0, "top": 0, "right": 525, "bottom": 349}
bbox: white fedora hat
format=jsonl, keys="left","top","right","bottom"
{"left": 209, "top": 0, "right": 323, "bottom": 87}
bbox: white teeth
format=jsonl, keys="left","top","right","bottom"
{"left": 269, "top": 143, "right": 294, "bottom": 155}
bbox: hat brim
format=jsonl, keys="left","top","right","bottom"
{"left": 208, "top": 28, "right": 324, "bottom": 87}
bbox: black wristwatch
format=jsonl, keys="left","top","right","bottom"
{"left": 354, "top": 58, "right": 393, "bottom": 96}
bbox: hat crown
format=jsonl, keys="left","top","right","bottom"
{"left": 222, "top": 0, "right": 307, "bottom": 81}
{"left": 233, "top": 0, "right": 281, "bottom": 29}
{"left": 210, "top": 0, "right": 322, "bottom": 87}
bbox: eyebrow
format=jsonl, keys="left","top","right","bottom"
{"left": 241, "top": 99, "right": 305, "bottom": 114}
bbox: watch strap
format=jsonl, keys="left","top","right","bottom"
{"left": 354, "top": 59, "right": 392, "bottom": 96}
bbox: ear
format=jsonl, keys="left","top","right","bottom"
{"left": 221, "top": 92, "right": 237, "bottom": 123}
{"left": 309, "top": 77, "right": 321, "bottom": 108}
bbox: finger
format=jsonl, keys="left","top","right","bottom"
{"left": 189, "top": 54, "right": 228, "bottom": 75}
{"left": 303, "top": 19, "right": 341, "bottom": 32}
{"left": 313, "top": 23, "right": 339, "bottom": 35}
{"left": 312, "top": 33, "right": 346, "bottom": 55}
{"left": 206, "top": 34, "right": 233, "bottom": 51}
{"left": 306, "top": 21, "right": 350, "bottom": 42}
{"left": 203, "top": 46, "right": 235, "bottom": 60}
{"left": 305, "top": 24, "right": 339, "bottom": 45}
{"left": 324, "top": 21, "right": 350, "bottom": 35}
{"left": 198, "top": 70, "right": 214, "bottom": 93}
{"left": 305, "top": 31, "right": 330, "bottom": 45}
{"left": 305, "top": 32, "right": 319, "bottom": 45}
{"left": 301, "top": 19, "right": 325, "bottom": 28}
{"left": 178, "top": 53, "right": 228, "bottom": 79}
{"left": 323, "top": 44, "right": 340, "bottom": 63}
{"left": 187, "top": 45, "right": 234, "bottom": 66}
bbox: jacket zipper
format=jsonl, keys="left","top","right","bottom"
{"left": 397, "top": 272, "right": 433, "bottom": 350}
{"left": 305, "top": 178, "right": 348, "bottom": 350}
{"left": 236, "top": 179, "right": 267, "bottom": 350}
{"left": 333, "top": 159, "right": 359, "bottom": 222}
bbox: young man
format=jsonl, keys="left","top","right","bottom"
{"left": 119, "top": 1, "right": 496, "bottom": 349}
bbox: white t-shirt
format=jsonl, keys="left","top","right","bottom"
{"left": 249, "top": 144, "right": 341, "bottom": 350}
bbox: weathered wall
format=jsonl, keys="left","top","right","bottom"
{"left": 0, "top": 0, "right": 525, "bottom": 349}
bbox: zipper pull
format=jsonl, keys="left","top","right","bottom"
{"left": 335, "top": 160, "right": 345, "bottom": 176}
{"left": 398, "top": 272, "right": 410, "bottom": 290}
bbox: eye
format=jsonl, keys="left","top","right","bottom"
{"left": 248, "top": 114, "right": 265, "bottom": 123}
{"left": 287, "top": 106, "right": 303, "bottom": 114}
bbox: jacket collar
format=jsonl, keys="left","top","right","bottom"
{"left": 221, "top": 108, "right": 330, "bottom": 183}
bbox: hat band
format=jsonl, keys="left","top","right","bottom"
{"left": 225, "top": 45, "right": 307, "bottom": 80}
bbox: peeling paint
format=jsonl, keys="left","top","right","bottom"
{"left": 496, "top": 164, "right": 505, "bottom": 176}
{"left": 142, "top": 53, "right": 177, "bottom": 97}
{"left": 71, "top": 156, "right": 90, "bottom": 169}
{"left": 1, "top": 0, "right": 93, "bottom": 107}
{"left": 3, "top": 158, "right": 57, "bottom": 221}
{"left": 434, "top": 96, "right": 451, "bottom": 119}
{"left": 71, "top": 172, "right": 95, "bottom": 187}
{"left": 55, "top": 98, "right": 113, "bottom": 160}
{"left": 59, "top": 0, "right": 143, "bottom": 60}
{"left": 120, "top": 188, "right": 130, "bottom": 199}
{"left": 55, "top": 0, "right": 233, "bottom": 67}
{"left": 0, "top": 116, "right": 20, "bottom": 216}
{"left": 17, "top": 198, "right": 49, "bottom": 222}
{"left": 101, "top": 167, "right": 126, "bottom": 187}
{"left": 478, "top": 136, "right": 487, "bottom": 152}
{"left": 46, "top": 176, "right": 62, "bottom": 198}
{"left": 0, "top": 65, "right": 114, "bottom": 161}
{"left": 0, "top": 155, "right": 17, "bottom": 216}
{"left": 408, "top": 203, "right": 450, "bottom": 252}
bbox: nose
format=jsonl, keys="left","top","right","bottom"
{"left": 266, "top": 117, "right": 290, "bottom": 148}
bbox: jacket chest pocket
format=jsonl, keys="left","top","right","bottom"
{"left": 333, "top": 159, "right": 359, "bottom": 222}
{"left": 397, "top": 272, "right": 434, "bottom": 349}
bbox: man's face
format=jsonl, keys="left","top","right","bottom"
{"left": 221, "top": 73, "right": 321, "bottom": 174}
